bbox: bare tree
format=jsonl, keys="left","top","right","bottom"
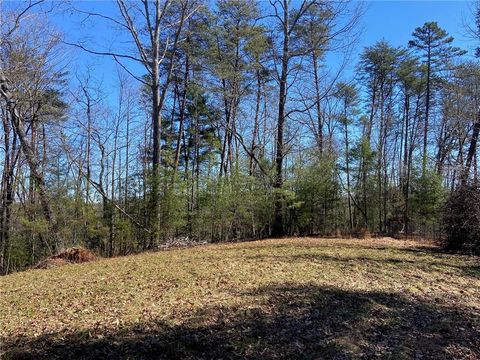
{"left": 66, "top": 0, "right": 199, "bottom": 244}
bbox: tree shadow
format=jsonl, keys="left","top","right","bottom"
{"left": 3, "top": 284, "right": 479, "bottom": 360}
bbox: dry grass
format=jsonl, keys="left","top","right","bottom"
{"left": 1, "top": 237, "right": 479, "bottom": 359}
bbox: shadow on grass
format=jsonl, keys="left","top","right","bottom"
{"left": 3, "top": 284, "right": 479, "bottom": 360}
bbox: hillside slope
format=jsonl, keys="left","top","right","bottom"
{"left": 1, "top": 237, "right": 479, "bottom": 359}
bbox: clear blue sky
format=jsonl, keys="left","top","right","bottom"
{"left": 342, "top": 0, "right": 475, "bottom": 76}
{"left": 360, "top": 1, "right": 473, "bottom": 50}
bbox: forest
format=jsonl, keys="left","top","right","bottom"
{"left": 1, "top": 0, "right": 480, "bottom": 274}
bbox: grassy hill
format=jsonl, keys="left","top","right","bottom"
{"left": 1, "top": 237, "right": 479, "bottom": 359}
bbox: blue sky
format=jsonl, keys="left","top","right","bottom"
{"left": 360, "top": 1, "right": 473, "bottom": 50}
{"left": 340, "top": 0, "right": 475, "bottom": 78}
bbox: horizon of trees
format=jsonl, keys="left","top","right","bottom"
{"left": 1, "top": 0, "right": 479, "bottom": 274}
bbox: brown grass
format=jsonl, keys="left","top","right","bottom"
{"left": 1, "top": 237, "right": 479, "bottom": 359}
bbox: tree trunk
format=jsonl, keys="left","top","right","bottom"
{"left": 0, "top": 111, "right": 18, "bottom": 273}
{"left": 273, "top": 0, "right": 290, "bottom": 237}
{"left": 423, "top": 47, "right": 431, "bottom": 176}
{"left": 343, "top": 102, "right": 353, "bottom": 231}
{"left": 461, "top": 109, "right": 480, "bottom": 185}
{"left": 312, "top": 52, "right": 323, "bottom": 156}
{"left": 173, "top": 52, "right": 189, "bottom": 181}
{"left": 249, "top": 71, "right": 262, "bottom": 176}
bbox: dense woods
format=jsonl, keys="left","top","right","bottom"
{"left": 1, "top": 0, "right": 480, "bottom": 274}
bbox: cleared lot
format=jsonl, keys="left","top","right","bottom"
{"left": 1, "top": 237, "right": 479, "bottom": 359}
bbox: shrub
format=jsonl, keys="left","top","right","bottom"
{"left": 442, "top": 185, "right": 480, "bottom": 253}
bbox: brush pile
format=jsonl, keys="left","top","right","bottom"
{"left": 35, "top": 247, "right": 97, "bottom": 269}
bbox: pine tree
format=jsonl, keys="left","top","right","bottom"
{"left": 408, "top": 22, "right": 466, "bottom": 176}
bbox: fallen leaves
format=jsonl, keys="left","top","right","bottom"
{"left": 0, "top": 237, "right": 479, "bottom": 359}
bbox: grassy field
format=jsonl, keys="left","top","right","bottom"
{"left": 1, "top": 237, "right": 479, "bottom": 359}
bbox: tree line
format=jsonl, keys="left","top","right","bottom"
{"left": 1, "top": 0, "right": 479, "bottom": 273}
